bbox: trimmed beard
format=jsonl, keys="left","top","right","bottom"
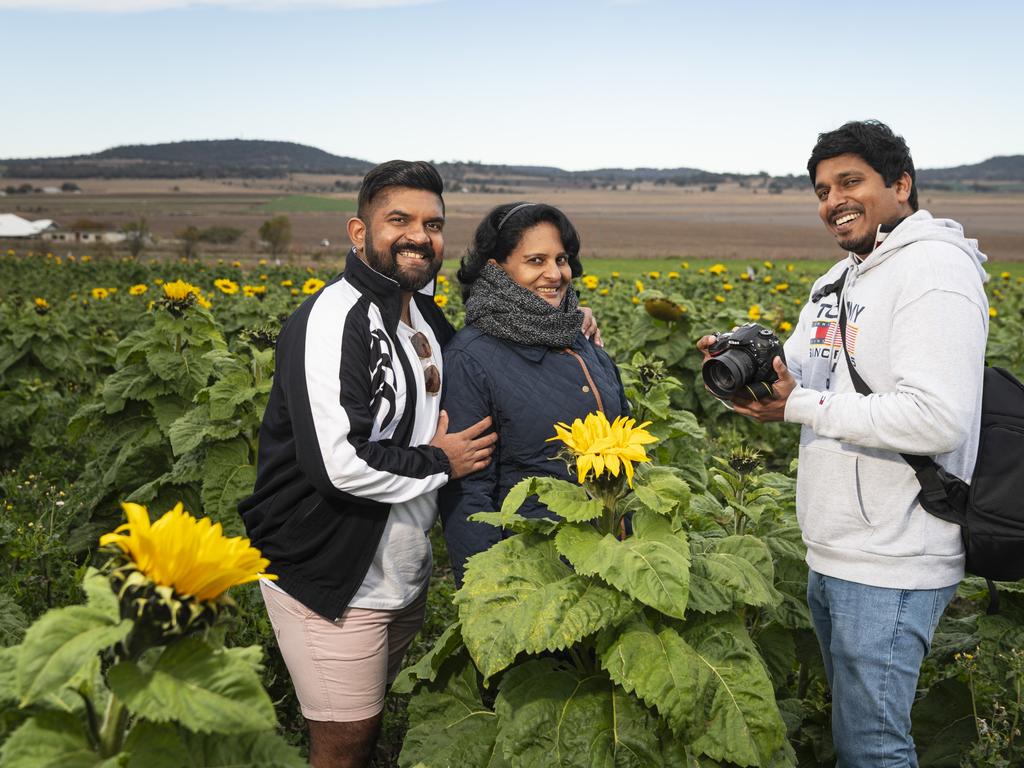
{"left": 364, "top": 231, "right": 441, "bottom": 292}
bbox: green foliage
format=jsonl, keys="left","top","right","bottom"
{"left": 0, "top": 568, "right": 299, "bottom": 767}
{"left": 403, "top": 415, "right": 795, "bottom": 766}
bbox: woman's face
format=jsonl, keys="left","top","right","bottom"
{"left": 495, "top": 221, "right": 572, "bottom": 308}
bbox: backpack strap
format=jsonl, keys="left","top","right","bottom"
{"left": 835, "top": 279, "right": 966, "bottom": 526}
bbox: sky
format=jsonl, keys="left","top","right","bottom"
{"left": 2, "top": 0, "right": 1021, "bottom": 175}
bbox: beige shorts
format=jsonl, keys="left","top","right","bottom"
{"left": 260, "top": 582, "right": 427, "bottom": 722}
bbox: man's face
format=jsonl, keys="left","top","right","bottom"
{"left": 814, "top": 153, "right": 913, "bottom": 256}
{"left": 355, "top": 187, "right": 444, "bottom": 292}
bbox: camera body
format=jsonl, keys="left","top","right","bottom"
{"left": 702, "top": 322, "right": 786, "bottom": 400}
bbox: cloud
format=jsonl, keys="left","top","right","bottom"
{"left": 0, "top": 0, "right": 436, "bottom": 11}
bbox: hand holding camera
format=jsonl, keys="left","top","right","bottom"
{"left": 696, "top": 323, "right": 795, "bottom": 422}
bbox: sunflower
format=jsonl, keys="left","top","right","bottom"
{"left": 214, "top": 278, "right": 239, "bottom": 295}
{"left": 582, "top": 275, "right": 599, "bottom": 290}
{"left": 748, "top": 304, "right": 763, "bottom": 321}
{"left": 303, "top": 278, "right": 326, "bottom": 295}
{"left": 434, "top": 294, "right": 449, "bottom": 308}
{"left": 243, "top": 284, "right": 267, "bottom": 297}
{"left": 91, "top": 287, "right": 110, "bottom": 300}
{"left": 100, "top": 502, "right": 274, "bottom": 603}
{"left": 162, "top": 279, "right": 201, "bottom": 301}
{"left": 547, "top": 412, "right": 657, "bottom": 488}
{"left": 709, "top": 264, "right": 727, "bottom": 275}
{"left": 129, "top": 284, "right": 148, "bottom": 296}
{"left": 34, "top": 297, "right": 50, "bottom": 315}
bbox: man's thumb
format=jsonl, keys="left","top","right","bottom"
{"left": 435, "top": 409, "right": 449, "bottom": 435}
{"left": 773, "top": 356, "right": 787, "bottom": 375}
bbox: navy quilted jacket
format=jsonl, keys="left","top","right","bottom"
{"left": 438, "top": 326, "right": 628, "bottom": 586}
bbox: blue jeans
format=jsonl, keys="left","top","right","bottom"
{"left": 806, "top": 570, "right": 956, "bottom": 768}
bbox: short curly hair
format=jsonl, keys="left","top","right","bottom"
{"left": 807, "top": 120, "right": 918, "bottom": 211}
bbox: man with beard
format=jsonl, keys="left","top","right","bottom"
{"left": 698, "top": 121, "right": 988, "bottom": 766}
{"left": 239, "top": 161, "right": 499, "bottom": 768}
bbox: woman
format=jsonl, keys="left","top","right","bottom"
{"left": 438, "top": 202, "right": 629, "bottom": 586}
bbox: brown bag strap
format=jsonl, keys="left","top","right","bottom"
{"left": 561, "top": 348, "right": 605, "bottom": 414}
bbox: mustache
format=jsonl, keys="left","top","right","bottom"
{"left": 391, "top": 241, "right": 436, "bottom": 260}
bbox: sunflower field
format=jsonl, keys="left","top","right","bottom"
{"left": 2, "top": 246, "right": 1024, "bottom": 767}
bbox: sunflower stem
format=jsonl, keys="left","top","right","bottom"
{"left": 98, "top": 692, "right": 129, "bottom": 757}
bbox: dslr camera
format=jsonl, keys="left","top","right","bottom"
{"left": 701, "top": 323, "right": 786, "bottom": 400}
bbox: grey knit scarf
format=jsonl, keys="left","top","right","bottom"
{"left": 464, "top": 263, "right": 583, "bottom": 348}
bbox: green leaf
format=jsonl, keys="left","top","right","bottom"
{"left": 598, "top": 613, "right": 784, "bottom": 767}
{"left": 399, "top": 660, "right": 499, "bottom": 768}
{"left": 753, "top": 624, "right": 796, "bottom": 690}
{"left": 456, "top": 535, "right": 634, "bottom": 682}
{"left": 81, "top": 568, "right": 120, "bottom": 622}
{"left": 468, "top": 511, "right": 561, "bottom": 536}
{"left": 532, "top": 477, "right": 603, "bottom": 523}
{"left": 16, "top": 605, "right": 132, "bottom": 706}
{"left": 392, "top": 622, "right": 465, "bottom": 695}
{"left": 632, "top": 464, "right": 692, "bottom": 517}
{"left": 0, "top": 646, "right": 18, "bottom": 705}
{"left": 149, "top": 395, "right": 191, "bottom": 438}
{"left": 201, "top": 439, "right": 256, "bottom": 536}
{"left": 205, "top": 369, "right": 257, "bottom": 420}
{"left": 555, "top": 510, "right": 690, "bottom": 619}
{"left": 492, "top": 658, "right": 666, "bottom": 768}
{"left": 168, "top": 406, "right": 242, "bottom": 456}
{"left": 123, "top": 719, "right": 306, "bottom": 768}
{"left": 0, "top": 591, "right": 29, "bottom": 646}
{"left": 765, "top": 558, "right": 812, "bottom": 630}
{"left": 687, "top": 536, "right": 781, "bottom": 614}
{"left": 911, "top": 677, "right": 976, "bottom": 768}
{"left": 0, "top": 711, "right": 114, "bottom": 768}
{"left": 107, "top": 636, "right": 276, "bottom": 734}
{"left": 102, "top": 362, "right": 167, "bottom": 413}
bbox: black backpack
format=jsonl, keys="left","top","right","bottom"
{"left": 826, "top": 269, "right": 1024, "bottom": 608}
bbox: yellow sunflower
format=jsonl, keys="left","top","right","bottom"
{"left": 303, "top": 278, "right": 326, "bottom": 295}
{"left": 91, "top": 287, "right": 110, "bottom": 300}
{"left": 434, "top": 294, "right": 449, "bottom": 308}
{"left": 129, "top": 284, "right": 148, "bottom": 296}
{"left": 582, "top": 275, "right": 599, "bottom": 290}
{"left": 100, "top": 502, "right": 275, "bottom": 602}
{"left": 709, "top": 264, "right": 727, "bottom": 275}
{"left": 162, "top": 279, "right": 201, "bottom": 301}
{"left": 214, "top": 278, "right": 239, "bottom": 295}
{"left": 547, "top": 412, "right": 657, "bottom": 488}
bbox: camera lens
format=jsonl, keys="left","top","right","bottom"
{"left": 702, "top": 351, "right": 756, "bottom": 399}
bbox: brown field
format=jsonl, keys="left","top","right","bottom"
{"left": 4, "top": 176, "right": 1024, "bottom": 263}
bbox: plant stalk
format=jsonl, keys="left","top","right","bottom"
{"left": 98, "top": 693, "right": 129, "bottom": 757}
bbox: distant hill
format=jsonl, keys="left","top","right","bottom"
{"left": 917, "top": 155, "right": 1024, "bottom": 183}
{"left": 2, "top": 140, "right": 1021, "bottom": 190}
{"left": 0, "top": 140, "right": 374, "bottom": 179}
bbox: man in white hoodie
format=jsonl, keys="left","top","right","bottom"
{"left": 700, "top": 120, "right": 989, "bottom": 766}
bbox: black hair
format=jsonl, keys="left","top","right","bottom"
{"left": 457, "top": 202, "right": 583, "bottom": 302}
{"left": 356, "top": 160, "right": 444, "bottom": 220}
{"left": 807, "top": 120, "right": 918, "bottom": 211}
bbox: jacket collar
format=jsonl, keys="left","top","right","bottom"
{"left": 342, "top": 248, "right": 404, "bottom": 333}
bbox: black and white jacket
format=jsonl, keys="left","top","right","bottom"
{"left": 239, "top": 250, "right": 455, "bottom": 619}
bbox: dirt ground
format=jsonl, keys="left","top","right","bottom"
{"left": 4, "top": 177, "right": 1023, "bottom": 262}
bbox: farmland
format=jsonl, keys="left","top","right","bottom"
{"left": 4, "top": 176, "right": 1024, "bottom": 264}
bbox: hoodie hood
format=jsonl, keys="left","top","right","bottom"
{"left": 856, "top": 209, "right": 989, "bottom": 283}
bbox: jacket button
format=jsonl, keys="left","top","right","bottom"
{"left": 582, "top": 385, "right": 590, "bottom": 393}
